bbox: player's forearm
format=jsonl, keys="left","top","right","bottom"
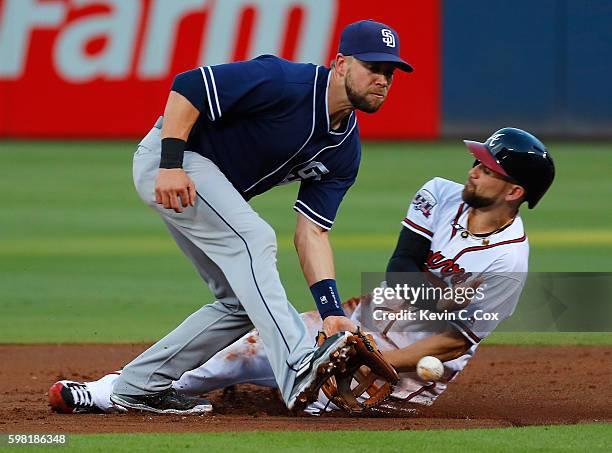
{"left": 294, "top": 216, "right": 335, "bottom": 285}
{"left": 295, "top": 214, "right": 350, "bottom": 325}
{"left": 382, "top": 330, "right": 471, "bottom": 373}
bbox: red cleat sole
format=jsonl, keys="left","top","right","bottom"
{"left": 48, "top": 382, "right": 73, "bottom": 414}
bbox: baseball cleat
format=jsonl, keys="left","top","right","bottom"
{"left": 110, "top": 388, "right": 212, "bottom": 415}
{"left": 287, "top": 331, "right": 357, "bottom": 411}
{"left": 49, "top": 380, "right": 99, "bottom": 414}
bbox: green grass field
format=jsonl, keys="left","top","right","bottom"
{"left": 5, "top": 424, "right": 610, "bottom": 452}
{"left": 1, "top": 140, "right": 611, "bottom": 343}
{"left": 1, "top": 140, "right": 610, "bottom": 450}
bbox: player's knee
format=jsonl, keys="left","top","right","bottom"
{"left": 249, "top": 219, "right": 278, "bottom": 252}
{"left": 252, "top": 219, "right": 276, "bottom": 245}
{"left": 132, "top": 159, "right": 157, "bottom": 207}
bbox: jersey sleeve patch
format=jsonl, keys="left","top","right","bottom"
{"left": 412, "top": 188, "right": 437, "bottom": 219}
{"left": 402, "top": 179, "right": 441, "bottom": 240}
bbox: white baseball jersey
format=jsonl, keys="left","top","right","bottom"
{"left": 365, "top": 176, "right": 529, "bottom": 404}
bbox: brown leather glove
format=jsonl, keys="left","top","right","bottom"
{"left": 317, "top": 330, "right": 399, "bottom": 415}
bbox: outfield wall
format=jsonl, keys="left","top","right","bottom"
{"left": 0, "top": 0, "right": 610, "bottom": 139}
{"left": 442, "top": 0, "right": 612, "bottom": 138}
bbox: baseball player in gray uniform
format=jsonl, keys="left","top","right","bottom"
{"left": 96, "top": 20, "right": 414, "bottom": 414}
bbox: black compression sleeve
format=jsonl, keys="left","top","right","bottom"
{"left": 160, "top": 137, "right": 186, "bottom": 169}
{"left": 385, "top": 228, "right": 436, "bottom": 309}
{"left": 386, "top": 227, "right": 431, "bottom": 273}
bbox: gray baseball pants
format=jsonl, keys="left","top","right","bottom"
{"left": 112, "top": 119, "right": 315, "bottom": 404}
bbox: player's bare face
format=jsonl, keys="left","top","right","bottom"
{"left": 462, "top": 163, "right": 512, "bottom": 208}
{"left": 345, "top": 60, "right": 394, "bottom": 113}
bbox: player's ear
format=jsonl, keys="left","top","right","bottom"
{"left": 506, "top": 184, "right": 525, "bottom": 204}
{"left": 334, "top": 54, "right": 349, "bottom": 78}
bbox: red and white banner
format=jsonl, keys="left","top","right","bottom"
{"left": 0, "top": 0, "right": 439, "bottom": 139}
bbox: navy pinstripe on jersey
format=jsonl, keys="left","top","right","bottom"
{"left": 183, "top": 55, "right": 361, "bottom": 230}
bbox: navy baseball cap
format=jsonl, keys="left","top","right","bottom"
{"left": 339, "top": 20, "right": 413, "bottom": 72}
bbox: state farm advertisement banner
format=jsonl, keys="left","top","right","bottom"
{"left": 0, "top": 0, "right": 439, "bottom": 139}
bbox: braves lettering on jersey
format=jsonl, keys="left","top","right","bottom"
{"left": 186, "top": 55, "right": 360, "bottom": 230}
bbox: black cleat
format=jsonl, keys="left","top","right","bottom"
{"left": 110, "top": 388, "right": 212, "bottom": 414}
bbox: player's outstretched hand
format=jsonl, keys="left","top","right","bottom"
{"left": 323, "top": 315, "right": 357, "bottom": 336}
{"left": 155, "top": 168, "right": 196, "bottom": 213}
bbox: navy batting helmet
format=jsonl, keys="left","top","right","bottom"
{"left": 464, "top": 127, "right": 555, "bottom": 209}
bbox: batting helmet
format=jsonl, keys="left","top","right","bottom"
{"left": 464, "top": 127, "right": 555, "bottom": 209}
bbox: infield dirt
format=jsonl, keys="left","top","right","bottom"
{"left": 1, "top": 344, "right": 610, "bottom": 433}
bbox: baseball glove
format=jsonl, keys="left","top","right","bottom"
{"left": 317, "top": 330, "right": 399, "bottom": 415}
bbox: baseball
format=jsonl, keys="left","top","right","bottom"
{"left": 416, "top": 356, "right": 444, "bottom": 381}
